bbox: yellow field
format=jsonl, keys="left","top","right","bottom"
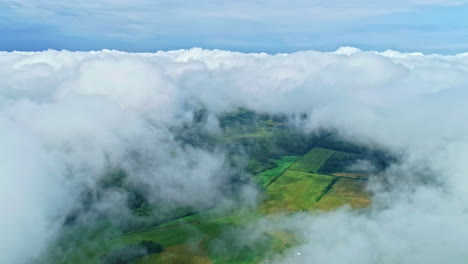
{"left": 316, "top": 178, "right": 370, "bottom": 210}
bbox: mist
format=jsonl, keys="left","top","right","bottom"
{"left": 1, "top": 47, "right": 468, "bottom": 263}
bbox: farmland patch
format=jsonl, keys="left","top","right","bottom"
{"left": 316, "top": 178, "right": 370, "bottom": 210}
{"left": 262, "top": 170, "right": 336, "bottom": 213}
{"left": 289, "top": 147, "right": 335, "bottom": 173}
{"left": 255, "top": 156, "right": 301, "bottom": 187}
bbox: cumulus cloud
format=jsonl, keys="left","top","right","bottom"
{"left": 268, "top": 188, "right": 468, "bottom": 264}
{"left": 2, "top": 47, "right": 468, "bottom": 263}
{"left": 0, "top": 117, "right": 70, "bottom": 264}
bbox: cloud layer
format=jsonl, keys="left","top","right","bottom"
{"left": 2, "top": 47, "right": 468, "bottom": 263}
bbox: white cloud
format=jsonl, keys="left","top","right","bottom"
{"left": 0, "top": 117, "right": 69, "bottom": 264}
{"left": 2, "top": 47, "right": 468, "bottom": 262}
{"left": 271, "top": 187, "right": 468, "bottom": 264}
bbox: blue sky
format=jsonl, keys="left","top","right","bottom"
{"left": 1, "top": 0, "right": 468, "bottom": 53}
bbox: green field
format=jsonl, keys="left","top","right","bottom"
{"left": 48, "top": 209, "right": 278, "bottom": 264}
{"left": 262, "top": 170, "right": 337, "bottom": 213}
{"left": 289, "top": 147, "right": 335, "bottom": 173}
{"left": 255, "top": 156, "right": 300, "bottom": 187}
{"left": 223, "top": 129, "right": 273, "bottom": 141}
{"left": 127, "top": 211, "right": 280, "bottom": 264}
{"left": 318, "top": 151, "right": 360, "bottom": 174}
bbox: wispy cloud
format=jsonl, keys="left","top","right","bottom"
{"left": 3, "top": 0, "right": 468, "bottom": 38}
{"left": 2, "top": 0, "right": 468, "bottom": 52}
{"left": 3, "top": 47, "right": 468, "bottom": 263}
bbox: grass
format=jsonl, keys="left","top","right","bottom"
{"left": 223, "top": 129, "right": 273, "bottom": 141}
{"left": 316, "top": 178, "right": 370, "bottom": 210}
{"left": 289, "top": 147, "right": 335, "bottom": 173}
{"left": 262, "top": 170, "right": 337, "bottom": 213}
{"left": 41, "top": 222, "right": 125, "bottom": 264}
{"left": 132, "top": 254, "right": 162, "bottom": 264}
{"left": 119, "top": 212, "right": 257, "bottom": 249}
{"left": 318, "top": 151, "right": 360, "bottom": 174}
{"left": 128, "top": 211, "right": 273, "bottom": 264}
{"left": 47, "top": 209, "right": 267, "bottom": 264}
{"left": 208, "top": 232, "right": 276, "bottom": 264}
{"left": 255, "top": 156, "right": 301, "bottom": 187}
{"left": 132, "top": 243, "right": 212, "bottom": 264}
{"left": 46, "top": 218, "right": 218, "bottom": 264}
{"left": 331, "top": 172, "right": 368, "bottom": 179}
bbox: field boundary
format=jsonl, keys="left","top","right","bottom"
{"left": 315, "top": 177, "right": 339, "bottom": 202}
{"left": 289, "top": 147, "right": 335, "bottom": 173}
{"left": 259, "top": 133, "right": 332, "bottom": 186}
{"left": 265, "top": 170, "right": 287, "bottom": 187}
{"left": 120, "top": 207, "right": 223, "bottom": 237}
{"left": 321, "top": 172, "right": 369, "bottom": 181}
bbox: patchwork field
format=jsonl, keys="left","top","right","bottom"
{"left": 316, "top": 178, "right": 370, "bottom": 210}
{"left": 262, "top": 170, "right": 337, "bottom": 213}
{"left": 128, "top": 145, "right": 373, "bottom": 262}
{"left": 289, "top": 147, "right": 335, "bottom": 173}
{"left": 255, "top": 156, "right": 301, "bottom": 187}
{"left": 45, "top": 135, "right": 379, "bottom": 264}
{"left": 260, "top": 142, "right": 373, "bottom": 213}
